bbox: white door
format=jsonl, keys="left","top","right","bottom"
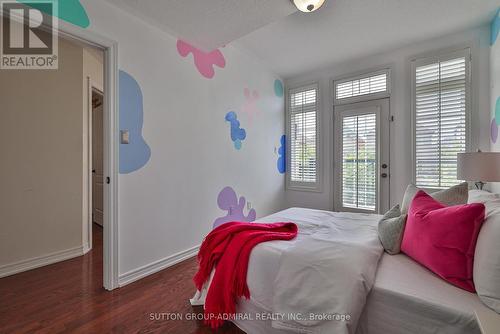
{"left": 92, "top": 92, "right": 104, "bottom": 226}
{"left": 334, "top": 99, "right": 390, "bottom": 214}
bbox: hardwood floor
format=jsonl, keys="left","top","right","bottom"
{"left": 0, "top": 224, "right": 244, "bottom": 334}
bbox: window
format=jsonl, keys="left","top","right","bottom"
{"left": 334, "top": 70, "right": 389, "bottom": 104}
{"left": 412, "top": 49, "right": 470, "bottom": 189}
{"left": 288, "top": 84, "right": 319, "bottom": 190}
{"left": 342, "top": 114, "right": 377, "bottom": 210}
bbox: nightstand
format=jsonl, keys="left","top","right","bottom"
{"left": 475, "top": 308, "right": 500, "bottom": 334}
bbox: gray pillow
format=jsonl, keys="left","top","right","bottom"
{"left": 378, "top": 204, "right": 407, "bottom": 255}
{"left": 401, "top": 182, "right": 469, "bottom": 214}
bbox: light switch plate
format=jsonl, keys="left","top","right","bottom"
{"left": 120, "top": 130, "right": 130, "bottom": 144}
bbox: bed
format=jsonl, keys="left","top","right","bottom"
{"left": 226, "top": 207, "right": 489, "bottom": 334}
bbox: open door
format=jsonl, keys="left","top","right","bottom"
{"left": 92, "top": 90, "right": 104, "bottom": 226}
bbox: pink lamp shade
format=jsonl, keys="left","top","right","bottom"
{"left": 457, "top": 152, "right": 500, "bottom": 182}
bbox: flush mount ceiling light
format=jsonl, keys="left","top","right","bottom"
{"left": 292, "top": 0, "right": 327, "bottom": 12}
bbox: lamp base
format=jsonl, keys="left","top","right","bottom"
{"left": 475, "top": 181, "right": 485, "bottom": 190}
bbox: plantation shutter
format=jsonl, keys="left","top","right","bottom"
{"left": 342, "top": 114, "right": 377, "bottom": 211}
{"left": 289, "top": 85, "right": 318, "bottom": 185}
{"left": 336, "top": 73, "right": 387, "bottom": 100}
{"left": 414, "top": 49, "right": 470, "bottom": 189}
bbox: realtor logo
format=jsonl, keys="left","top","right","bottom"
{"left": 1, "top": 0, "right": 58, "bottom": 69}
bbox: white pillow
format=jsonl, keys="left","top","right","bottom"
{"left": 471, "top": 190, "right": 500, "bottom": 313}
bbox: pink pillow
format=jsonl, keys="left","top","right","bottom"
{"left": 401, "top": 190, "right": 485, "bottom": 292}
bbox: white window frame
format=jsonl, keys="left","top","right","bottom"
{"left": 286, "top": 82, "right": 322, "bottom": 192}
{"left": 410, "top": 47, "right": 472, "bottom": 190}
{"left": 334, "top": 69, "right": 391, "bottom": 105}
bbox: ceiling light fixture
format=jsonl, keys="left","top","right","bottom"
{"left": 292, "top": 0, "right": 326, "bottom": 12}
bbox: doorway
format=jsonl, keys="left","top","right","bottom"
{"left": 92, "top": 89, "right": 104, "bottom": 228}
{"left": 0, "top": 15, "right": 119, "bottom": 289}
{"left": 334, "top": 98, "right": 390, "bottom": 214}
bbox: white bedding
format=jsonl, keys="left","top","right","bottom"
{"left": 234, "top": 248, "right": 486, "bottom": 334}
{"left": 267, "top": 208, "right": 383, "bottom": 333}
{"left": 356, "top": 253, "right": 484, "bottom": 334}
{"left": 200, "top": 207, "right": 382, "bottom": 334}
{"left": 193, "top": 207, "right": 488, "bottom": 334}
{"left": 229, "top": 207, "right": 487, "bottom": 334}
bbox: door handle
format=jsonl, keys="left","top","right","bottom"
{"left": 381, "top": 164, "right": 388, "bottom": 169}
{"left": 381, "top": 173, "right": 388, "bottom": 178}
{"left": 92, "top": 169, "right": 96, "bottom": 173}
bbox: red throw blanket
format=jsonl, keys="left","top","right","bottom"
{"left": 193, "top": 222, "right": 298, "bottom": 329}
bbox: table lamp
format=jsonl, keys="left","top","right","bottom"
{"left": 457, "top": 151, "right": 500, "bottom": 190}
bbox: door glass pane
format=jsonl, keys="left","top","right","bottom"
{"left": 342, "top": 114, "right": 377, "bottom": 211}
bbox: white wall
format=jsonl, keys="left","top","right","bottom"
{"left": 285, "top": 26, "right": 491, "bottom": 211}
{"left": 490, "top": 10, "right": 500, "bottom": 194}
{"left": 0, "top": 38, "right": 85, "bottom": 271}
{"left": 80, "top": 1, "right": 285, "bottom": 280}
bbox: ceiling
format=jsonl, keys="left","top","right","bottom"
{"left": 235, "top": 0, "right": 500, "bottom": 78}
{"left": 105, "top": 0, "right": 297, "bottom": 51}
{"left": 107, "top": 0, "right": 500, "bottom": 79}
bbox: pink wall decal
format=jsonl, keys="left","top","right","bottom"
{"left": 492, "top": 118, "right": 498, "bottom": 144}
{"left": 176, "top": 39, "right": 226, "bottom": 79}
{"left": 241, "top": 88, "right": 261, "bottom": 126}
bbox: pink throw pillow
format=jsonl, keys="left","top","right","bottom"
{"left": 401, "top": 190, "right": 485, "bottom": 292}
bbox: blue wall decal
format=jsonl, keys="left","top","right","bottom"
{"left": 496, "top": 97, "right": 500, "bottom": 126}
{"left": 213, "top": 186, "right": 256, "bottom": 229}
{"left": 225, "top": 111, "right": 246, "bottom": 150}
{"left": 491, "top": 8, "right": 500, "bottom": 46}
{"left": 277, "top": 135, "right": 286, "bottom": 174}
{"left": 274, "top": 79, "right": 284, "bottom": 97}
{"left": 119, "top": 70, "right": 151, "bottom": 174}
{"left": 17, "top": 0, "right": 90, "bottom": 28}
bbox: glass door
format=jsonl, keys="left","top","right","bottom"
{"left": 334, "top": 99, "right": 390, "bottom": 213}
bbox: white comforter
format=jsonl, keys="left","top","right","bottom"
{"left": 193, "top": 207, "right": 384, "bottom": 334}
{"left": 258, "top": 208, "right": 383, "bottom": 334}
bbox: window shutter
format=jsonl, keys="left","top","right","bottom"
{"left": 335, "top": 70, "right": 389, "bottom": 104}
{"left": 342, "top": 114, "right": 377, "bottom": 210}
{"left": 289, "top": 85, "right": 318, "bottom": 185}
{"left": 414, "top": 51, "right": 469, "bottom": 189}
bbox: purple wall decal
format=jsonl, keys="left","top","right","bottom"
{"left": 176, "top": 39, "right": 225, "bottom": 79}
{"left": 213, "top": 187, "right": 256, "bottom": 229}
{"left": 496, "top": 97, "right": 500, "bottom": 126}
{"left": 241, "top": 88, "right": 260, "bottom": 126}
{"left": 492, "top": 118, "right": 499, "bottom": 144}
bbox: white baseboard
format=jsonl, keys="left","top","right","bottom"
{"left": 118, "top": 245, "right": 200, "bottom": 287}
{"left": 0, "top": 246, "right": 84, "bottom": 278}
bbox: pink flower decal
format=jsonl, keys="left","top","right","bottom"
{"left": 176, "top": 39, "right": 226, "bottom": 79}
{"left": 241, "top": 88, "right": 260, "bottom": 126}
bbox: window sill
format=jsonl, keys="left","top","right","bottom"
{"left": 286, "top": 183, "right": 323, "bottom": 193}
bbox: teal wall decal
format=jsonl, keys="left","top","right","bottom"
{"left": 491, "top": 8, "right": 500, "bottom": 46}
{"left": 274, "top": 79, "right": 284, "bottom": 97}
{"left": 17, "top": 0, "right": 90, "bottom": 28}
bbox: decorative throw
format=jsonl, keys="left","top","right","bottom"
{"left": 401, "top": 190, "right": 485, "bottom": 292}
{"left": 378, "top": 204, "right": 407, "bottom": 255}
{"left": 193, "top": 221, "right": 298, "bottom": 329}
{"left": 401, "top": 182, "right": 469, "bottom": 214}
